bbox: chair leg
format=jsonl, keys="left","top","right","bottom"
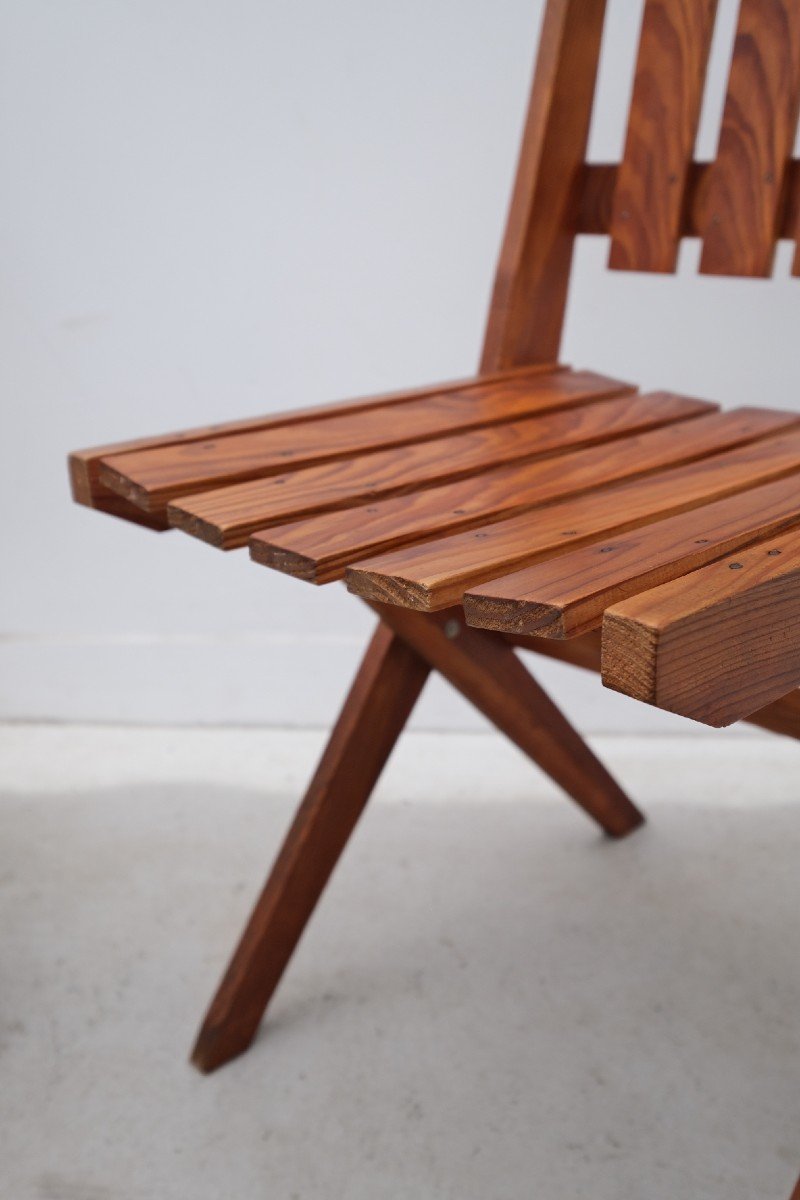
{"left": 191, "top": 620, "right": 430, "bottom": 1073}
{"left": 791, "top": 1172, "right": 800, "bottom": 1200}
{"left": 369, "top": 602, "right": 644, "bottom": 839}
{"left": 193, "top": 604, "right": 642, "bottom": 1073}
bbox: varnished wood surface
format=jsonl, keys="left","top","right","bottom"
{"left": 100, "top": 368, "right": 622, "bottom": 515}
{"left": 463, "top": 472, "right": 800, "bottom": 638}
{"left": 250, "top": 407, "right": 795, "bottom": 582}
{"left": 508, "top": 629, "right": 800, "bottom": 739}
{"left": 345, "top": 427, "right": 800, "bottom": 611}
{"left": 581, "top": 157, "right": 800, "bottom": 243}
{"left": 191, "top": 621, "right": 431, "bottom": 1072}
{"left": 369, "top": 603, "right": 643, "bottom": 838}
{"left": 602, "top": 525, "right": 800, "bottom": 725}
{"left": 167, "top": 390, "right": 709, "bottom": 549}
{"left": 481, "top": 0, "right": 607, "bottom": 368}
{"left": 69, "top": 363, "right": 555, "bottom": 513}
{"left": 609, "top": 0, "right": 718, "bottom": 272}
{"left": 699, "top": 0, "right": 800, "bottom": 276}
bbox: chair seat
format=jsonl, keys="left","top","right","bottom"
{"left": 70, "top": 366, "right": 800, "bottom": 727}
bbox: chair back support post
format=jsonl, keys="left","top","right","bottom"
{"left": 480, "top": 0, "right": 607, "bottom": 372}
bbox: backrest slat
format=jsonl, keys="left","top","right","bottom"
{"left": 609, "top": 0, "right": 718, "bottom": 273}
{"left": 699, "top": 0, "right": 800, "bottom": 276}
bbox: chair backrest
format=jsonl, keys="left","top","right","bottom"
{"left": 482, "top": 0, "right": 800, "bottom": 372}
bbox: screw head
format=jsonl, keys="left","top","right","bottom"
{"left": 444, "top": 618, "right": 461, "bottom": 639}
{"left": 729, "top": 562, "right": 743, "bottom": 570}
{"left": 767, "top": 548, "right": 782, "bottom": 556}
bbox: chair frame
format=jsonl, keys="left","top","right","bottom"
{"left": 189, "top": 0, "right": 800, "bottom": 1073}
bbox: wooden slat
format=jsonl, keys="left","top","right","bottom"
{"left": 169, "top": 391, "right": 710, "bottom": 549}
{"left": 609, "top": 0, "right": 718, "bottom": 272}
{"left": 463, "top": 472, "right": 800, "bottom": 637}
{"left": 250, "top": 407, "right": 798, "bottom": 581}
{"left": 505, "top": 628, "right": 800, "bottom": 737}
{"left": 699, "top": 0, "right": 800, "bottom": 277}
{"left": 579, "top": 158, "right": 800, "bottom": 240}
{"left": 602, "top": 525, "right": 800, "bottom": 725}
{"left": 344, "top": 425, "right": 800, "bottom": 611}
{"left": 98, "top": 370, "right": 624, "bottom": 515}
{"left": 481, "top": 0, "right": 607, "bottom": 368}
{"left": 67, "top": 362, "right": 557, "bottom": 517}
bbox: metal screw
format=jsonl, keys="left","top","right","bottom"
{"left": 620, "top": 209, "right": 630, "bottom": 220}
{"left": 695, "top": 538, "right": 709, "bottom": 544}
{"left": 444, "top": 619, "right": 461, "bottom": 639}
{"left": 767, "top": 548, "right": 782, "bottom": 556}
{"left": 712, "top": 213, "right": 721, "bottom": 225}
{"left": 562, "top": 530, "right": 578, "bottom": 536}
{"left": 729, "top": 562, "right": 743, "bottom": 569}
{"left": 765, "top": 171, "right": 774, "bottom": 184}
{"left": 453, "top": 509, "right": 466, "bottom": 515}
{"left": 599, "top": 546, "right": 615, "bottom": 553}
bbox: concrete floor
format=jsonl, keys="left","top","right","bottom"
{"left": 1, "top": 724, "right": 799, "bottom": 1200}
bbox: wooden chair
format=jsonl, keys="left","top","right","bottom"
{"left": 69, "top": 0, "right": 800, "bottom": 1076}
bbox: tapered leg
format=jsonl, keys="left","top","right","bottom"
{"left": 191, "top": 620, "right": 430, "bottom": 1073}
{"left": 791, "top": 1172, "right": 800, "bottom": 1200}
{"left": 370, "top": 602, "right": 644, "bottom": 838}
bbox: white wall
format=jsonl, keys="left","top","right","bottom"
{"left": 1, "top": 0, "right": 797, "bottom": 732}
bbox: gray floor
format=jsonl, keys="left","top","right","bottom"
{"left": 1, "top": 725, "right": 799, "bottom": 1200}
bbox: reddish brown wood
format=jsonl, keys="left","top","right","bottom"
{"left": 699, "top": 0, "right": 800, "bottom": 276}
{"left": 167, "top": 390, "right": 707, "bottom": 550}
{"left": 101, "top": 368, "right": 624, "bottom": 515}
{"left": 69, "top": 363, "right": 556, "bottom": 516}
{"left": 368, "top": 602, "right": 643, "bottom": 839}
{"left": 191, "top": 620, "right": 431, "bottom": 1072}
{"left": 790, "top": 1171, "right": 800, "bottom": 1200}
{"left": 481, "top": 0, "right": 607, "bottom": 369}
{"left": 250, "top": 407, "right": 794, "bottom": 582}
{"left": 580, "top": 158, "right": 800, "bottom": 241}
{"left": 345, "top": 428, "right": 800, "bottom": 611}
{"left": 462, "top": 473, "right": 800, "bottom": 638}
{"left": 602, "top": 525, "right": 800, "bottom": 725}
{"left": 508, "top": 628, "right": 800, "bottom": 738}
{"left": 609, "top": 0, "right": 718, "bottom": 271}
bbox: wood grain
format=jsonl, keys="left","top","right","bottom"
{"left": 368, "top": 602, "right": 643, "bottom": 838}
{"left": 609, "top": 0, "right": 718, "bottom": 272}
{"left": 481, "top": 0, "right": 607, "bottom": 369}
{"left": 68, "top": 363, "right": 556, "bottom": 514}
{"left": 463, "top": 472, "right": 800, "bottom": 638}
{"left": 191, "top": 621, "right": 431, "bottom": 1072}
{"left": 344, "top": 426, "right": 800, "bottom": 611}
{"left": 699, "top": 0, "right": 800, "bottom": 276}
{"left": 506, "top": 628, "right": 800, "bottom": 738}
{"left": 250, "top": 406, "right": 797, "bottom": 582}
{"left": 602, "top": 525, "right": 800, "bottom": 725}
{"left": 168, "top": 390, "right": 709, "bottom": 550}
{"left": 580, "top": 158, "right": 800, "bottom": 242}
{"left": 98, "top": 370, "right": 627, "bottom": 515}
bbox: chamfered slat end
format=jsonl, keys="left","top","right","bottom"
{"left": 249, "top": 532, "right": 326, "bottom": 583}
{"left": 166, "top": 501, "right": 230, "bottom": 549}
{"left": 344, "top": 564, "right": 435, "bottom": 611}
{"left": 463, "top": 590, "right": 566, "bottom": 638}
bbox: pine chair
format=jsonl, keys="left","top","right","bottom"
{"left": 69, "top": 0, "right": 800, "bottom": 1078}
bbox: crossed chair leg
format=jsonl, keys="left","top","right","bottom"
{"left": 191, "top": 602, "right": 644, "bottom": 1073}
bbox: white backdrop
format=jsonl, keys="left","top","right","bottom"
{"left": 1, "top": 0, "right": 798, "bottom": 732}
